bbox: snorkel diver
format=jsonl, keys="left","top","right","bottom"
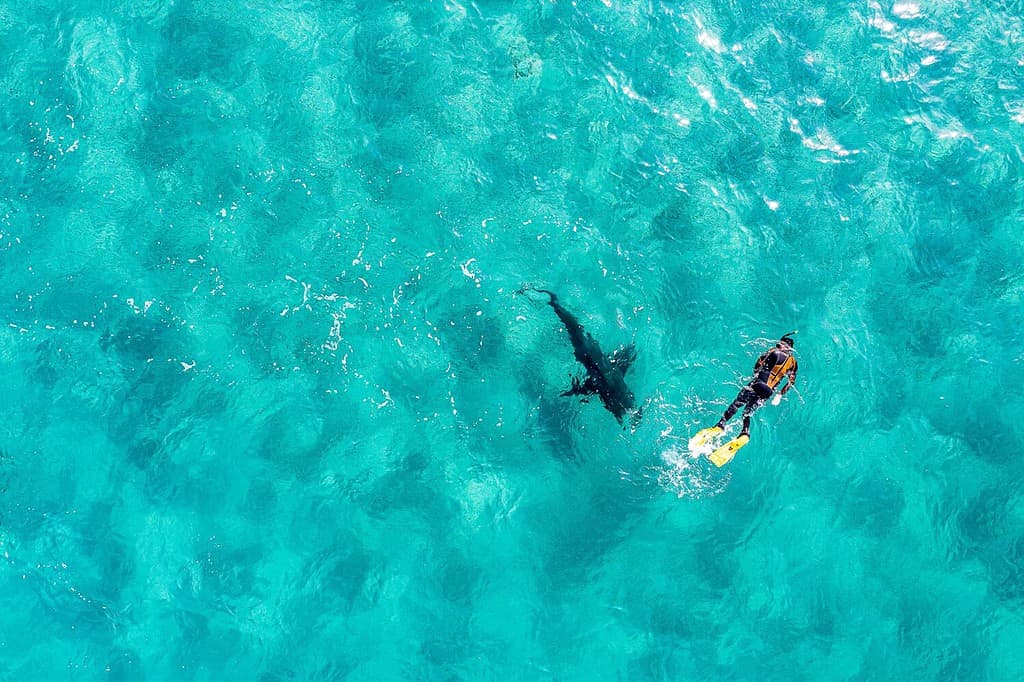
{"left": 691, "top": 333, "right": 798, "bottom": 466}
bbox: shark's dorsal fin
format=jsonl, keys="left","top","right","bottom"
{"left": 609, "top": 344, "right": 637, "bottom": 374}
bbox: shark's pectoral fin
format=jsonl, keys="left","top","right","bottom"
{"left": 561, "top": 374, "right": 599, "bottom": 397}
{"left": 609, "top": 344, "right": 637, "bottom": 374}
{"left": 559, "top": 375, "right": 582, "bottom": 397}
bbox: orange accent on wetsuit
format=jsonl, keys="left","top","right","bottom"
{"left": 766, "top": 352, "right": 796, "bottom": 389}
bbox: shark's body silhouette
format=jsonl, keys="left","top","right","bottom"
{"left": 533, "top": 289, "right": 640, "bottom": 425}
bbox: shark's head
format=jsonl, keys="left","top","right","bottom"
{"left": 628, "top": 405, "right": 643, "bottom": 428}
{"left": 601, "top": 379, "right": 637, "bottom": 424}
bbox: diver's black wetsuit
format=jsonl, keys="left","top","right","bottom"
{"left": 717, "top": 344, "right": 797, "bottom": 436}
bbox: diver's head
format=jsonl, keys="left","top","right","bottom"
{"left": 779, "top": 332, "right": 796, "bottom": 348}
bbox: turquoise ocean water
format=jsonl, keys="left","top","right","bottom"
{"left": 2, "top": 0, "right": 1023, "bottom": 678}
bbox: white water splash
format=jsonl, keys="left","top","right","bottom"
{"left": 657, "top": 444, "right": 730, "bottom": 499}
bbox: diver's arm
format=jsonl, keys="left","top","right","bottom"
{"left": 753, "top": 351, "right": 770, "bottom": 373}
{"left": 780, "top": 358, "right": 797, "bottom": 395}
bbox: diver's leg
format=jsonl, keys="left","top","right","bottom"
{"left": 740, "top": 395, "right": 767, "bottom": 437}
{"left": 718, "top": 387, "right": 752, "bottom": 428}
{"left": 708, "top": 395, "right": 757, "bottom": 467}
{"left": 697, "top": 386, "right": 754, "bottom": 451}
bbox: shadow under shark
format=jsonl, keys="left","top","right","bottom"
{"left": 527, "top": 288, "right": 641, "bottom": 426}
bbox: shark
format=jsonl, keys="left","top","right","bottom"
{"left": 526, "top": 288, "right": 641, "bottom": 426}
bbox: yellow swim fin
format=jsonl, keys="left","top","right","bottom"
{"left": 709, "top": 435, "right": 749, "bottom": 467}
{"left": 689, "top": 426, "right": 723, "bottom": 451}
